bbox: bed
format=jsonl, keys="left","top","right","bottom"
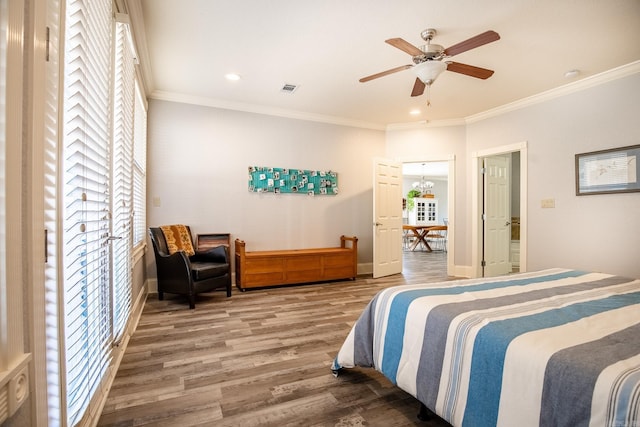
{"left": 332, "top": 268, "right": 640, "bottom": 427}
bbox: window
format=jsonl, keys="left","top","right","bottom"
{"left": 56, "top": 0, "right": 139, "bottom": 423}
{"left": 60, "top": 0, "right": 113, "bottom": 423}
{"left": 111, "top": 16, "right": 135, "bottom": 339}
{"left": 133, "top": 81, "right": 147, "bottom": 248}
{"left": 34, "top": 0, "right": 144, "bottom": 422}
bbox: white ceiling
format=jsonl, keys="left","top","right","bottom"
{"left": 134, "top": 0, "right": 640, "bottom": 129}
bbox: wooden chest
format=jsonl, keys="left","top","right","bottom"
{"left": 234, "top": 236, "right": 357, "bottom": 290}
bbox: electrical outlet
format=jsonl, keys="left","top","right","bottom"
{"left": 541, "top": 198, "right": 555, "bottom": 208}
{"left": 153, "top": 197, "right": 161, "bottom": 207}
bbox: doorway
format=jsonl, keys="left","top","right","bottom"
{"left": 472, "top": 142, "right": 528, "bottom": 278}
{"left": 401, "top": 158, "right": 455, "bottom": 277}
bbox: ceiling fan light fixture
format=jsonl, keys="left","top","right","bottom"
{"left": 412, "top": 61, "right": 447, "bottom": 85}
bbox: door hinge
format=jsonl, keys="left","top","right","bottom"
{"left": 45, "top": 27, "right": 50, "bottom": 62}
{"left": 481, "top": 260, "right": 486, "bottom": 267}
{"left": 482, "top": 213, "right": 487, "bottom": 221}
{"left": 480, "top": 167, "right": 487, "bottom": 174}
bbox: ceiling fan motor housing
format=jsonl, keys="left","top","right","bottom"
{"left": 416, "top": 28, "right": 444, "bottom": 62}
{"left": 415, "top": 44, "right": 444, "bottom": 62}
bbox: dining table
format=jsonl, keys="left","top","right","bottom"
{"left": 402, "top": 224, "right": 438, "bottom": 252}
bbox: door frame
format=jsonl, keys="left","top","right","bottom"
{"left": 471, "top": 141, "right": 528, "bottom": 277}
{"left": 395, "top": 154, "right": 455, "bottom": 277}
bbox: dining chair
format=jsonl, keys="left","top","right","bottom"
{"left": 426, "top": 225, "right": 448, "bottom": 252}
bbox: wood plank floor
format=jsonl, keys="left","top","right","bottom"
{"left": 98, "top": 251, "right": 456, "bottom": 426}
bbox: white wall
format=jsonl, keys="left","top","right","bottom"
{"left": 466, "top": 73, "right": 640, "bottom": 278}
{"left": 385, "top": 73, "right": 640, "bottom": 278}
{"left": 147, "top": 99, "right": 386, "bottom": 284}
{"left": 148, "top": 73, "right": 640, "bottom": 282}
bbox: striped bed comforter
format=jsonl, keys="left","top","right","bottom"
{"left": 332, "top": 269, "right": 640, "bottom": 427}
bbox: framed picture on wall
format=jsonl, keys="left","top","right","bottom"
{"left": 575, "top": 144, "right": 640, "bottom": 195}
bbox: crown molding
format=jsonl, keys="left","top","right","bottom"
{"left": 465, "top": 61, "right": 640, "bottom": 124}
{"left": 123, "top": 0, "right": 155, "bottom": 95}
{"left": 148, "top": 61, "right": 639, "bottom": 132}
{"left": 149, "top": 90, "right": 387, "bottom": 130}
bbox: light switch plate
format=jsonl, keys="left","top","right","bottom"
{"left": 541, "top": 198, "right": 555, "bottom": 208}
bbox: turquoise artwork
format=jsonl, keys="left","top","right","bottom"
{"left": 248, "top": 166, "right": 338, "bottom": 195}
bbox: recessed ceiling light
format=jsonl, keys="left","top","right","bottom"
{"left": 225, "top": 73, "right": 241, "bottom": 81}
{"left": 410, "top": 109, "right": 421, "bottom": 116}
{"left": 564, "top": 69, "right": 580, "bottom": 79}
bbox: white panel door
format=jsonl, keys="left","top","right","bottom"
{"left": 373, "top": 158, "right": 403, "bottom": 278}
{"left": 484, "top": 155, "right": 512, "bottom": 277}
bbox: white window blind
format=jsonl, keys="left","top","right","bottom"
{"left": 61, "top": 0, "right": 113, "bottom": 423}
{"left": 111, "top": 19, "right": 134, "bottom": 339}
{"left": 133, "top": 81, "right": 147, "bottom": 248}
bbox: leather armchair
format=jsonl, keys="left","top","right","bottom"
{"left": 149, "top": 226, "right": 231, "bottom": 309}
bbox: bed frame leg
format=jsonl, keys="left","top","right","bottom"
{"left": 417, "top": 403, "right": 432, "bottom": 421}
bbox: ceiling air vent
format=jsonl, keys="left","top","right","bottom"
{"left": 280, "top": 83, "right": 299, "bottom": 94}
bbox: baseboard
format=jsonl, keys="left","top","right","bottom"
{"left": 151, "top": 263, "right": 468, "bottom": 285}
{"left": 453, "top": 265, "right": 474, "bottom": 278}
{"left": 357, "top": 262, "right": 373, "bottom": 275}
{"left": 148, "top": 277, "right": 158, "bottom": 293}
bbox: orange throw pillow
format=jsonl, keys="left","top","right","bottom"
{"left": 160, "top": 224, "right": 195, "bottom": 256}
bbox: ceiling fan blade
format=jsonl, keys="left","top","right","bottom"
{"left": 446, "top": 61, "right": 495, "bottom": 79}
{"left": 385, "top": 38, "right": 424, "bottom": 56}
{"left": 443, "top": 30, "right": 500, "bottom": 57}
{"left": 411, "top": 78, "right": 426, "bottom": 97}
{"left": 359, "top": 64, "right": 412, "bottom": 82}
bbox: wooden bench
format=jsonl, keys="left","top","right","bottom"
{"left": 234, "top": 236, "right": 358, "bottom": 290}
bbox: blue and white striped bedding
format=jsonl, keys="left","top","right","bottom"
{"left": 332, "top": 268, "right": 640, "bottom": 427}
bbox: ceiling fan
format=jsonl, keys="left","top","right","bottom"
{"left": 360, "top": 28, "right": 500, "bottom": 101}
